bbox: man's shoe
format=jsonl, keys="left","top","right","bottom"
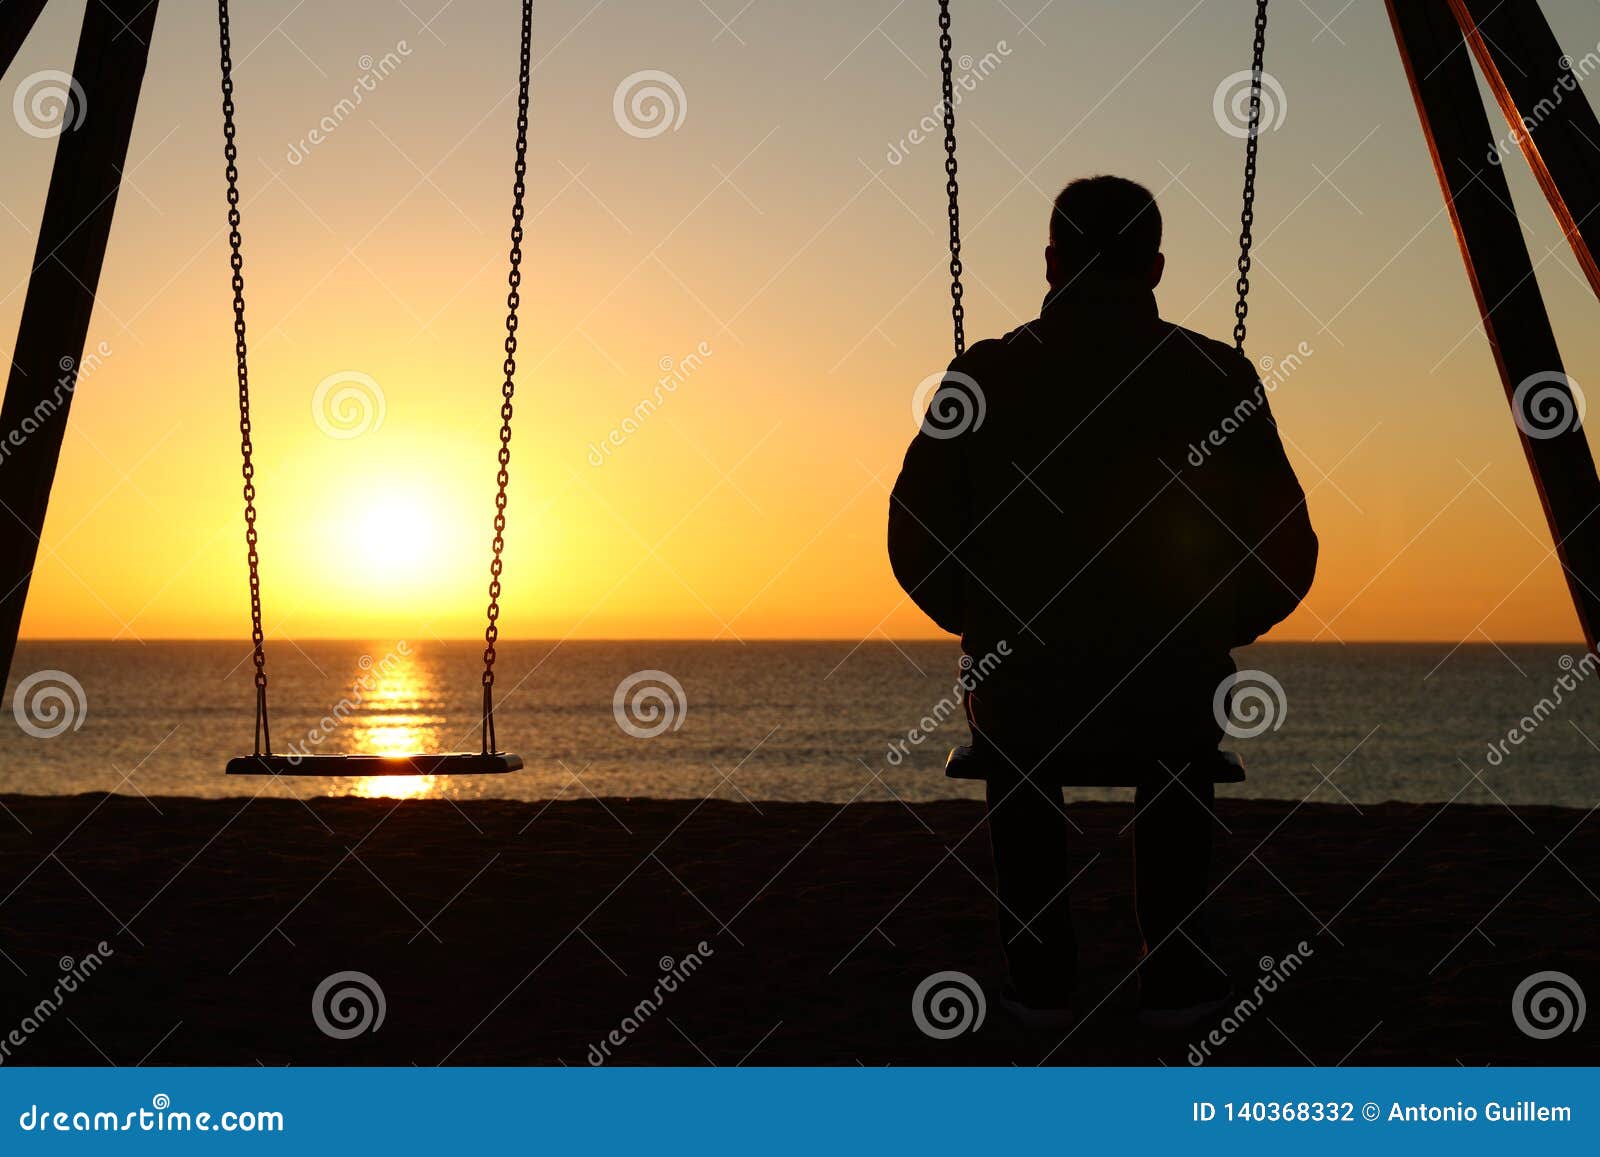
{"left": 999, "top": 982, "right": 1076, "bottom": 1032}
{"left": 1136, "top": 972, "right": 1233, "bottom": 1030}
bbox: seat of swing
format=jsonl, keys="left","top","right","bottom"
{"left": 944, "top": 742, "right": 1244, "bottom": 788}
{"left": 226, "top": 752, "right": 524, "bottom": 777}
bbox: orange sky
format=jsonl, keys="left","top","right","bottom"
{"left": 4, "top": 0, "right": 1600, "bottom": 643}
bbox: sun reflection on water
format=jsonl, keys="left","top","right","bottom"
{"left": 362, "top": 723, "right": 433, "bottom": 756}
{"left": 351, "top": 773, "right": 439, "bottom": 800}
{"left": 344, "top": 645, "right": 449, "bottom": 800}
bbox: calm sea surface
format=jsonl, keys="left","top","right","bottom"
{"left": 0, "top": 641, "right": 1595, "bottom": 806}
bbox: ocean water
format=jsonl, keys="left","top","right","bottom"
{"left": 0, "top": 640, "right": 1595, "bottom": 806}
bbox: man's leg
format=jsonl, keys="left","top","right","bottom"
{"left": 1132, "top": 770, "right": 1221, "bottom": 984}
{"left": 984, "top": 765, "right": 1077, "bottom": 1004}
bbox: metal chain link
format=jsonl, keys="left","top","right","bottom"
{"left": 481, "top": 0, "right": 533, "bottom": 755}
{"left": 1233, "top": 0, "right": 1270, "bottom": 353}
{"left": 217, "top": 0, "right": 270, "bottom": 756}
{"left": 938, "top": 0, "right": 965, "bottom": 358}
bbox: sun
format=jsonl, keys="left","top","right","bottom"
{"left": 289, "top": 467, "right": 485, "bottom": 630}
{"left": 352, "top": 492, "right": 436, "bottom": 570}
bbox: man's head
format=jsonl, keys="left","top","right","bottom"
{"left": 1046, "top": 175, "right": 1164, "bottom": 292}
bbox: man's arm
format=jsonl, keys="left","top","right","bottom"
{"left": 1211, "top": 356, "right": 1319, "bottom": 645}
{"left": 887, "top": 367, "right": 972, "bottom": 635}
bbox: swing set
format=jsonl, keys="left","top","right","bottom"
{"left": 1, "top": 1, "right": 1598, "bottom": 782}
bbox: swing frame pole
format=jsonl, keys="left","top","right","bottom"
{"left": 0, "top": 0, "right": 161, "bottom": 689}
{"left": 1387, "top": 0, "right": 1600, "bottom": 653}
{"left": 0, "top": 0, "right": 50, "bottom": 80}
{"left": 1445, "top": 0, "right": 1600, "bottom": 306}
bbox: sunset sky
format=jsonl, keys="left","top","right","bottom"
{"left": 5, "top": 0, "right": 1600, "bottom": 643}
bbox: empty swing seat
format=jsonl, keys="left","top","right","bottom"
{"left": 944, "top": 742, "right": 1244, "bottom": 787}
{"left": 226, "top": 752, "right": 524, "bottom": 777}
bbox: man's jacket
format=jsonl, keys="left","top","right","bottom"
{"left": 888, "top": 284, "right": 1318, "bottom": 754}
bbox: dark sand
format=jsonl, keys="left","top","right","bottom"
{"left": 0, "top": 793, "right": 1594, "bottom": 1065}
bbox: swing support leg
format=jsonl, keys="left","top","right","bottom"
{"left": 0, "top": 0, "right": 50, "bottom": 80}
{"left": 1446, "top": 0, "right": 1600, "bottom": 306}
{"left": 1387, "top": 0, "right": 1600, "bottom": 653}
{"left": 0, "top": 0, "right": 161, "bottom": 687}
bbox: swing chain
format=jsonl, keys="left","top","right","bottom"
{"left": 481, "top": 0, "right": 533, "bottom": 755}
{"left": 1233, "top": 0, "right": 1270, "bottom": 353}
{"left": 217, "top": 0, "right": 270, "bottom": 756}
{"left": 938, "top": 0, "right": 965, "bottom": 359}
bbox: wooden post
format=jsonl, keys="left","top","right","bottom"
{"left": 0, "top": 0, "right": 160, "bottom": 687}
{"left": 0, "top": 0, "right": 50, "bottom": 81}
{"left": 1387, "top": 0, "right": 1600, "bottom": 650}
{"left": 1445, "top": 0, "right": 1600, "bottom": 305}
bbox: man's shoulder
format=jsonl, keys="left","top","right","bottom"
{"left": 941, "top": 335, "right": 1024, "bottom": 401}
{"left": 949, "top": 322, "right": 1055, "bottom": 378}
{"left": 956, "top": 333, "right": 1020, "bottom": 368}
{"left": 950, "top": 317, "right": 1258, "bottom": 397}
{"left": 1156, "top": 320, "right": 1254, "bottom": 381}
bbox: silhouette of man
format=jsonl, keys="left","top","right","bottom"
{"left": 888, "top": 175, "right": 1317, "bottom": 1029}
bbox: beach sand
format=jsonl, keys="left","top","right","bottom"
{"left": 0, "top": 793, "right": 1593, "bottom": 1066}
